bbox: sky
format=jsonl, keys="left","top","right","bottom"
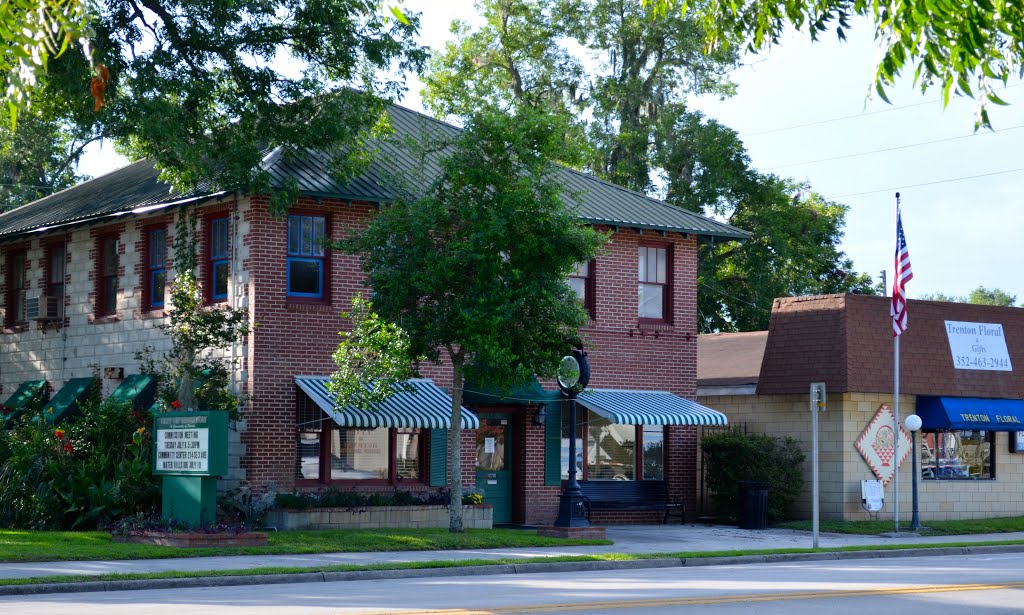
{"left": 79, "top": 2, "right": 1024, "bottom": 303}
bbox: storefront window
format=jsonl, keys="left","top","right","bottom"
{"left": 331, "top": 429, "right": 389, "bottom": 480}
{"left": 921, "top": 430, "right": 994, "bottom": 479}
{"left": 560, "top": 409, "right": 664, "bottom": 481}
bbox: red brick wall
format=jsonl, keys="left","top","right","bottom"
{"left": 239, "top": 199, "right": 703, "bottom": 523}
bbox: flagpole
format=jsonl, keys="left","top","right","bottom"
{"left": 893, "top": 192, "right": 901, "bottom": 534}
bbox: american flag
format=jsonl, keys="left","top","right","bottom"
{"left": 890, "top": 206, "right": 913, "bottom": 336}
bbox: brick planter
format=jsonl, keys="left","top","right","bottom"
{"left": 112, "top": 531, "right": 269, "bottom": 548}
{"left": 264, "top": 504, "right": 493, "bottom": 531}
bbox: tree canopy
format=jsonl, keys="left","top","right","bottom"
{"left": 424, "top": 0, "right": 874, "bottom": 332}
{"left": 334, "top": 107, "right": 606, "bottom": 531}
{"left": 651, "top": 0, "right": 1023, "bottom": 128}
{"left": 2, "top": 0, "right": 426, "bottom": 210}
{"left": 920, "top": 286, "right": 1018, "bottom": 307}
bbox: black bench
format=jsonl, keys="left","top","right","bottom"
{"left": 577, "top": 480, "right": 685, "bottom": 524}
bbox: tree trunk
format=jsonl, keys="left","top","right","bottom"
{"left": 449, "top": 363, "right": 465, "bottom": 533}
{"left": 177, "top": 347, "right": 198, "bottom": 411}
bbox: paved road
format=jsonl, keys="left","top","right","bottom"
{"left": 6, "top": 551, "right": 1024, "bottom": 614}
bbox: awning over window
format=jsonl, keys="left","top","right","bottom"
{"left": 916, "top": 396, "right": 1024, "bottom": 431}
{"left": 107, "top": 374, "right": 158, "bottom": 411}
{"left": 46, "top": 377, "right": 97, "bottom": 424}
{"left": 462, "top": 375, "right": 562, "bottom": 406}
{"left": 2, "top": 379, "right": 48, "bottom": 428}
{"left": 295, "top": 376, "right": 480, "bottom": 429}
{"left": 576, "top": 389, "right": 728, "bottom": 426}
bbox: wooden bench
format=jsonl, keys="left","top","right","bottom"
{"left": 578, "top": 480, "right": 685, "bottom": 524}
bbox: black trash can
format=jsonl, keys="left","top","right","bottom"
{"left": 737, "top": 480, "right": 769, "bottom": 530}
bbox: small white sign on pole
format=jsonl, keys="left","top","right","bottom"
{"left": 945, "top": 321, "right": 1013, "bottom": 371}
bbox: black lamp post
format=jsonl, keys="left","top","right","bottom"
{"left": 905, "top": 414, "right": 923, "bottom": 531}
{"left": 553, "top": 349, "right": 591, "bottom": 528}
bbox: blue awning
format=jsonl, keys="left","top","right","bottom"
{"left": 295, "top": 376, "right": 479, "bottom": 429}
{"left": 576, "top": 389, "right": 728, "bottom": 426}
{"left": 916, "top": 396, "right": 1024, "bottom": 431}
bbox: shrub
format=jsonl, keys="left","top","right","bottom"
{"left": 0, "top": 398, "right": 158, "bottom": 529}
{"left": 274, "top": 489, "right": 452, "bottom": 510}
{"left": 701, "top": 429, "right": 805, "bottom": 523}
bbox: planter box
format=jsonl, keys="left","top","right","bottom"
{"left": 113, "top": 531, "right": 269, "bottom": 548}
{"left": 265, "top": 504, "right": 493, "bottom": 531}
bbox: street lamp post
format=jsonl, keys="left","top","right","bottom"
{"left": 553, "top": 349, "right": 591, "bottom": 528}
{"left": 905, "top": 414, "right": 923, "bottom": 531}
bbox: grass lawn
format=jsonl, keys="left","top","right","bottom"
{"left": 0, "top": 528, "right": 610, "bottom": 563}
{"left": 776, "top": 516, "right": 1024, "bottom": 536}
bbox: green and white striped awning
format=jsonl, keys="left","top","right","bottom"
{"left": 295, "top": 376, "right": 479, "bottom": 429}
{"left": 577, "top": 389, "right": 728, "bottom": 426}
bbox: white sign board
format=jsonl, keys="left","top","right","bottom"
{"left": 156, "top": 427, "right": 210, "bottom": 472}
{"left": 945, "top": 321, "right": 1013, "bottom": 371}
{"left": 484, "top": 437, "right": 495, "bottom": 454}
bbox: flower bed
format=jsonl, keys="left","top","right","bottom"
{"left": 113, "top": 531, "right": 268, "bottom": 547}
{"left": 265, "top": 504, "right": 492, "bottom": 531}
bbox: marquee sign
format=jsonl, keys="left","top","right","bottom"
{"left": 854, "top": 403, "right": 912, "bottom": 486}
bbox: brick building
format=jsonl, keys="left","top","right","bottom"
{"left": 698, "top": 293, "right": 1024, "bottom": 521}
{"left": 0, "top": 104, "right": 745, "bottom": 526}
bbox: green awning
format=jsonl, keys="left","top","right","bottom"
{"left": 462, "top": 376, "right": 561, "bottom": 406}
{"left": 107, "top": 374, "right": 158, "bottom": 411}
{"left": 2, "top": 380, "right": 49, "bottom": 428}
{"left": 295, "top": 376, "right": 480, "bottom": 429}
{"left": 576, "top": 389, "right": 728, "bottom": 426}
{"left": 46, "top": 377, "right": 98, "bottom": 424}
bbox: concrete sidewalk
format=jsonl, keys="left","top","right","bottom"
{"left": 4, "top": 524, "right": 1024, "bottom": 582}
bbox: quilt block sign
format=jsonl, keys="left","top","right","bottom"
{"left": 855, "top": 403, "right": 912, "bottom": 486}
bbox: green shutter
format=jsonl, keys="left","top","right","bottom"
{"left": 544, "top": 400, "right": 563, "bottom": 486}
{"left": 429, "top": 428, "right": 448, "bottom": 487}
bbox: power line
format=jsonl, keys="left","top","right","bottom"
{"left": 829, "top": 166, "right": 1024, "bottom": 199}
{"left": 743, "top": 83, "right": 1024, "bottom": 137}
{"left": 764, "top": 124, "right": 1024, "bottom": 170}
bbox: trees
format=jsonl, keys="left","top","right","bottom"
{"left": 651, "top": 0, "right": 1023, "bottom": 128}
{"left": 3, "top": 0, "right": 426, "bottom": 210}
{"left": 334, "top": 108, "right": 605, "bottom": 531}
{"left": 920, "top": 286, "right": 1018, "bottom": 307}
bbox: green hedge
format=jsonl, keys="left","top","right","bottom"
{"left": 702, "top": 430, "right": 805, "bottom": 523}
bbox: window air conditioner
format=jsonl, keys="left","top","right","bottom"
{"left": 25, "top": 295, "right": 62, "bottom": 321}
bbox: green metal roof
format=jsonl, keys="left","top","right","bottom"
{"left": 0, "top": 104, "right": 749, "bottom": 241}
{"left": 1, "top": 379, "right": 49, "bottom": 428}
{"left": 577, "top": 389, "right": 728, "bottom": 426}
{"left": 45, "top": 377, "right": 98, "bottom": 424}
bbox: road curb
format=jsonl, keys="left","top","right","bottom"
{"left": 3, "top": 544, "right": 1024, "bottom": 597}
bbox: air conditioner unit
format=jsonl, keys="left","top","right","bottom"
{"left": 25, "top": 295, "right": 62, "bottom": 321}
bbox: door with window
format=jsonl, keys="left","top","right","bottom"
{"left": 475, "top": 416, "right": 512, "bottom": 524}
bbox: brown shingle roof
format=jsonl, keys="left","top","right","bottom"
{"left": 697, "top": 331, "right": 768, "bottom": 386}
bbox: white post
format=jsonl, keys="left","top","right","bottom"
{"left": 893, "top": 337, "right": 900, "bottom": 533}
{"left": 810, "top": 382, "right": 825, "bottom": 548}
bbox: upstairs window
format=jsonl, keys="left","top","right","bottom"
{"left": 97, "top": 235, "right": 119, "bottom": 317}
{"left": 638, "top": 245, "right": 671, "bottom": 322}
{"left": 145, "top": 227, "right": 167, "bottom": 310}
{"left": 208, "top": 216, "right": 230, "bottom": 302}
{"left": 5, "top": 250, "right": 27, "bottom": 327}
{"left": 568, "top": 260, "right": 595, "bottom": 319}
{"left": 47, "top": 243, "right": 65, "bottom": 300}
{"left": 287, "top": 214, "right": 327, "bottom": 299}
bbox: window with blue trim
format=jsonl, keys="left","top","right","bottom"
{"left": 287, "top": 214, "right": 326, "bottom": 299}
{"left": 209, "top": 217, "right": 230, "bottom": 301}
{"left": 147, "top": 227, "right": 167, "bottom": 309}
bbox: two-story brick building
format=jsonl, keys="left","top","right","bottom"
{"left": 0, "top": 104, "right": 746, "bottom": 526}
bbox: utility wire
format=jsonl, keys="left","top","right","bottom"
{"left": 764, "top": 124, "right": 1024, "bottom": 170}
{"left": 744, "top": 83, "right": 1024, "bottom": 137}
{"left": 829, "top": 166, "right": 1024, "bottom": 199}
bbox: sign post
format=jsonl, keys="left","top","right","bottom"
{"left": 153, "top": 411, "right": 229, "bottom": 527}
{"left": 810, "top": 382, "right": 826, "bottom": 549}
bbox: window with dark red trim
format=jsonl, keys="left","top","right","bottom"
{"left": 144, "top": 226, "right": 167, "bottom": 310}
{"left": 207, "top": 216, "right": 230, "bottom": 303}
{"left": 96, "top": 235, "right": 119, "bottom": 317}
{"left": 4, "top": 249, "right": 27, "bottom": 327}
{"left": 568, "top": 260, "right": 596, "bottom": 319}
{"left": 46, "top": 242, "right": 65, "bottom": 301}
{"left": 638, "top": 244, "right": 672, "bottom": 323}
{"left": 561, "top": 409, "right": 665, "bottom": 481}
